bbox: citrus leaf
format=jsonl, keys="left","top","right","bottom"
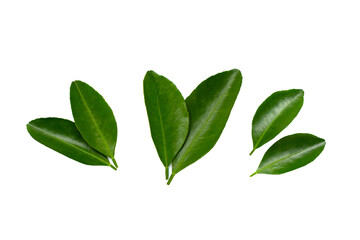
{"left": 143, "top": 71, "right": 189, "bottom": 179}
{"left": 250, "top": 89, "right": 304, "bottom": 155}
{"left": 251, "top": 133, "right": 325, "bottom": 176}
{"left": 27, "top": 118, "right": 115, "bottom": 169}
{"left": 168, "top": 69, "right": 242, "bottom": 184}
{"left": 70, "top": 80, "right": 118, "bottom": 167}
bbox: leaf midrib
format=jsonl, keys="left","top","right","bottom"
{"left": 257, "top": 142, "right": 324, "bottom": 173}
{"left": 253, "top": 93, "right": 302, "bottom": 150}
{"left": 173, "top": 78, "right": 234, "bottom": 173}
{"left": 74, "top": 82, "right": 113, "bottom": 157}
{"left": 150, "top": 78, "right": 168, "bottom": 166}
{"left": 29, "top": 124, "right": 110, "bottom": 166}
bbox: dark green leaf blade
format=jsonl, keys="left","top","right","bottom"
{"left": 143, "top": 71, "right": 189, "bottom": 179}
{"left": 168, "top": 69, "right": 242, "bottom": 184}
{"left": 251, "top": 133, "right": 325, "bottom": 176}
{"left": 27, "top": 118, "right": 114, "bottom": 169}
{"left": 70, "top": 80, "right": 117, "bottom": 166}
{"left": 250, "top": 89, "right": 304, "bottom": 155}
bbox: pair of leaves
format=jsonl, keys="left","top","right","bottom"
{"left": 249, "top": 89, "right": 325, "bottom": 176}
{"left": 27, "top": 81, "right": 118, "bottom": 170}
{"left": 144, "top": 69, "right": 242, "bottom": 185}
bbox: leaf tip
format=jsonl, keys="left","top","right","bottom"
{"left": 144, "top": 70, "right": 157, "bottom": 80}
{"left": 26, "top": 119, "right": 38, "bottom": 133}
{"left": 71, "top": 80, "right": 80, "bottom": 86}
{"left": 293, "top": 89, "right": 305, "bottom": 98}
{"left": 228, "top": 68, "right": 242, "bottom": 78}
{"left": 227, "top": 68, "right": 240, "bottom": 73}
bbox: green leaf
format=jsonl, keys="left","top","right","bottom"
{"left": 168, "top": 69, "right": 242, "bottom": 185}
{"left": 70, "top": 80, "right": 118, "bottom": 167}
{"left": 143, "top": 71, "right": 189, "bottom": 179}
{"left": 250, "top": 133, "right": 325, "bottom": 176}
{"left": 250, "top": 89, "right": 304, "bottom": 155}
{"left": 27, "top": 118, "right": 115, "bottom": 169}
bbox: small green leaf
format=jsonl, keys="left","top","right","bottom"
{"left": 27, "top": 118, "right": 115, "bottom": 169}
{"left": 250, "top": 133, "right": 325, "bottom": 176}
{"left": 250, "top": 89, "right": 304, "bottom": 155}
{"left": 143, "top": 71, "right": 189, "bottom": 179}
{"left": 70, "top": 80, "right": 118, "bottom": 167}
{"left": 168, "top": 69, "right": 242, "bottom": 185}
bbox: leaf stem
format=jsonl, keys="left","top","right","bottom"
{"left": 250, "top": 172, "right": 257, "bottom": 177}
{"left": 167, "top": 173, "right": 175, "bottom": 185}
{"left": 110, "top": 164, "right": 117, "bottom": 171}
{"left": 111, "top": 157, "right": 118, "bottom": 168}
{"left": 165, "top": 166, "right": 169, "bottom": 180}
{"left": 249, "top": 149, "right": 255, "bottom": 156}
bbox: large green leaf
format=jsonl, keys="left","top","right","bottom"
{"left": 168, "top": 69, "right": 242, "bottom": 185}
{"left": 143, "top": 71, "right": 189, "bottom": 179}
{"left": 250, "top": 89, "right": 304, "bottom": 155}
{"left": 250, "top": 133, "right": 325, "bottom": 176}
{"left": 27, "top": 118, "right": 115, "bottom": 169}
{"left": 70, "top": 80, "right": 118, "bottom": 167}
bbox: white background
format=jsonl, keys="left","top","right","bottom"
{"left": 1, "top": 0, "right": 359, "bottom": 239}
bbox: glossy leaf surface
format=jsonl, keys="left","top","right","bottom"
{"left": 168, "top": 69, "right": 242, "bottom": 184}
{"left": 251, "top": 133, "right": 325, "bottom": 176}
{"left": 250, "top": 89, "right": 304, "bottom": 155}
{"left": 27, "top": 118, "right": 114, "bottom": 169}
{"left": 70, "top": 80, "right": 117, "bottom": 165}
{"left": 144, "top": 71, "right": 189, "bottom": 179}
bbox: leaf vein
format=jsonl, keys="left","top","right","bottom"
{"left": 150, "top": 78, "right": 168, "bottom": 166}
